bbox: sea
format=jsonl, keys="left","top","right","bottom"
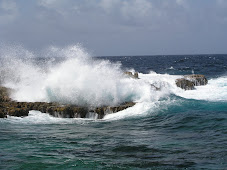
{"left": 0, "top": 46, "right": 226, "bottom": 169}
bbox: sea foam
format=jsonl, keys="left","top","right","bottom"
{"left": 1, "top": 45, "right": 226, "bottom": 121}
{"left": 0, "top": 45, "right": 154, "bottom": 107}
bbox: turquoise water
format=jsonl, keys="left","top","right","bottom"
{"left": 1, "top": 99, "right": 226, "bottom": 169}
{"left": 0, "top": 55, "right": 227, "bottom": 169}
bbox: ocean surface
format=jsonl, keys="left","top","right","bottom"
{"left": 0, "top": 46, "right": 227, "bottom": 169}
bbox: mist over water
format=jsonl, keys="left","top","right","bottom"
{"left": 0, "top": 45, "right": 227, "bottom": 109}
{"left": 0, "top": 45, "right": 155, "bottom": 107}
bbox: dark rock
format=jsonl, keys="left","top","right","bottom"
{"left": 93, "top": 102, "right": 136, "bottom": 119}
{"left": 0, "top": 85, "right": 136, "bottom": 119}
{"left": 0, "top": 109, "right": 6, "bottom": 118}
{"left": 134, "top": 72, "right": 139, "bottom": 79}
{"left": 176, "top": 74, "right": 208, "bottom": 90}
{"left": 176, "top": 78, "right": 195, "bottom": 90}
{"left": 0, "top": 87, "right": 11, "bottom": 102}
{"left": 8, "top": 107, "right": 29, "bottom": 117}
{"left": 124, "top": 71, "right": 139, "bottom": 79}
{"left": 184, "top": 74, "right": 208, "bottom": 86}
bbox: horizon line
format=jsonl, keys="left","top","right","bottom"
{"left": 94, "top": 53, "right": 227, "bottom": 57}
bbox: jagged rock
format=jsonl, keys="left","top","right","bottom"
{"left": 8, "top": 107, "right": 29, "bottom": 117}
{"left": 0, "top": 109, "right": 6, "bottom": 118}
{"left": 0, "top": 87, "right": 11, "bottom": 102}
{"left": 176, "top": 74, "right": 208, "bottom": 90}
{"left": 94, "top": 102, "right": 136, "bottom": 119}
{"left": 134, "top": 72, "right": 139, "bottom": 79}
{"left": 0, "top": 86, "right": 136, "bottom": 119}
{"left": 176, "top": 78, "right": 195, "bottom": 90}
{"left": 184, "top": 74, "right": 208, "bottom": 86}
{"left": 124, "top": 71, "right": 139, "bottom": 79}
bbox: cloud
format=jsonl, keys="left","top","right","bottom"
{"left": 0, "top": 0, "right": 18, "bottom": 24}
{"left": 38, "top": 0, "right": 62, "bottom": 9}
{"left": 1, "top": 0, "right": 227, "bottom": 55}
{"left": 37, "top": 0, "right": 73, "bottom": 17}
{"left": 176, "top": 0, "right": 187, "bottom": 7}
{"left": 99, "top": 0, "right": 120, "bottom": 13}
{"left": 121, "top": 0, "right": 152, "bottom": 19}
{"left": 99, "top": 0, "right": 152, "bottom": 20}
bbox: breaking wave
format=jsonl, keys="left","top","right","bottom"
{"left": 139, "top": 72, "right": 227, "bottom": 102}
{"left": 0, "top": 45, "right": 155, "bottom": 107}
{"left": 0, "top": 45, "right": 226, "bottom": 121}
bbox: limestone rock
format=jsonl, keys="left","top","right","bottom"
{"left": 124, "top": 71, "right": 139, "bottom": 79}
{"left": 0, "top": 86, "right": 136, "bottom": 119}
{"left": 0, "top": 87, "right": 11, "bottom": 102}
{"left": 184, "top": 74, "right": 208, "bottom": 86}
{"left": 176, "top": 74, "right": 208, "bottom": 90}
{"left": 0, "top": 109, "right": 6, "bottom": 118}
{"left": 94, "top": 101, "right": 136, "bottom": 119}
{"left": 176, "top": 78, "right": 195, "bottom": 90}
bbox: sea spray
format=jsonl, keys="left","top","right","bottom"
{"left": 1, "top": 55, "right": 226, "bottom": 169}
{"left": 0, "top": 45, "right": 155, "bottom": 106}
{"left": 1, "top": 45, "right": 226, "bottom": 116}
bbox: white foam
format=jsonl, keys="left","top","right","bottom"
{"left": 1, "top": 45, "right": 156, "bottom": 107}
{"left": 139, "top": 72, "right": 183, "bottom": 97}
{"left": 103, "top": 102, "right": 157, "bottom": 120}
{"left": 1, "top": 45, "right": 226, "bottom": 121}
{"left": 103, "top": 98, "right": 178, "bottom": 121}
{"left": 175, "top": 76, "right": 227, "bottom": 101}
{"left": 3, "top": 111, "right": 95, "bottom": 125}
{"left": 139, "top": 72, "right": 227, "bottom": 102}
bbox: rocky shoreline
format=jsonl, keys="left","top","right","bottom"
{"left": 0, "top": 73, "right": 208, "bottom": 119}
{"left": 176, "top": 74, "right": 208, "bottom": 90}
{"left": 0, "top": 96, "right": 135, "bottom": 119}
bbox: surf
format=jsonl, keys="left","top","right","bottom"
{"left": 0, "top": 45, "right": 226, "bottom": 121}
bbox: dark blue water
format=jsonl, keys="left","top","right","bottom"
{"left": 99, "top": 55, "right": 227, "bottom": 78}
{"left": 0, "top": 55, "right": 227, "bottom": 169}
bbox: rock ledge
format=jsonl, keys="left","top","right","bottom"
{"left": 176, "top": 74, "right": 208, "bottom": 90}
{"left": 0, "top": 86, "right": 135, "bottom": 119}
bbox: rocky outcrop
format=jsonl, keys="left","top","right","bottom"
{"left": 0, "top": 87, "right": 11, "bottom": 102}
{"left": 176, "top": 74, "right": 208, "bottom": 90}
{"left": 0, "top": 73, "right": 208, "bottom": 118}
{"left": 176, "top": 78, "right": 195, "bottom": 90}
{"left": 0, "top": 101, "right": 135, "bottom": 119}
{"left": 0, "top": 86, "right": 136, "bottom": 119}
{"left": 124, "top": 71, "right": 139, "bottom": 79}
{"left": 94, "top": 102, "right": 135, "bottom": 119}
{"left": 185, "top": 74, "right": 208, "bottom": 86}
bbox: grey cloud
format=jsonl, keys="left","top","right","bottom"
{"left": 0, "top": 0, "right": 18, "bottom": 24}
{"left": 0, "top": 0, "right": 227, "bottom": 55}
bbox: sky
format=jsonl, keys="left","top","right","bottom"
{"left": 0, "top": 0, "right": 227, "bottom": 56}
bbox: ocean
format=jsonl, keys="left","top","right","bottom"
{"left": 0, "top": 46, "right": 226, "bottom": 169}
